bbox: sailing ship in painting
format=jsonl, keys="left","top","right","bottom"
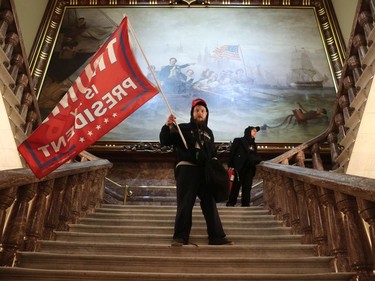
{"left": 287, "top": 48, "right": 326, "bottom": 88}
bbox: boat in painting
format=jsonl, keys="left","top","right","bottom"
{"left": 287, "top": 48, "right": 324, "bottom": 88}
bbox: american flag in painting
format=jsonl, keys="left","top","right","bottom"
{"left": 213, "top": 45, "right": 241, "bottom": 60}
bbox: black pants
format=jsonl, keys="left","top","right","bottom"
{"left": 173, "top": 165, "right": 226, "bottom": 243}
{"left": 227, "top": 167, "right": 255, "bottom": 206}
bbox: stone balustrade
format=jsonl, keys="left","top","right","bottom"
{"left": 333, "top": 0, "right": 375, "bottom": 171}
{"left": 258, "top": 162, "right": 375, "bottom": 281}
{"left": 0, "top": 151, "right": 112, "bottom": 266}
{"left": 0, "top": 2, "right": 41, "bottom": 147}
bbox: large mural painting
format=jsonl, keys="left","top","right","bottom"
{"left": 37, "top": 7, "right": 338, "bottom": 143}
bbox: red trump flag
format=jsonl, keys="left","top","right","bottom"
{"left": 18, "top": 17, "right": 159, "bottom": 178}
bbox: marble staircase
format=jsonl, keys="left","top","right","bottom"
{"left": 0, "top": 204, "right": 355, "bottom": 281}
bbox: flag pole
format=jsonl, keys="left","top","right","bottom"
{"left": 238, "top": 45, "right": 249, "bottom": 78}
{"left": 126, "top": 17, "right": 188, "bottom": 149}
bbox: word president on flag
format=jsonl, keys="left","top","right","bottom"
{"left": 18, "top": 17, "right": 159, "bottom": 179}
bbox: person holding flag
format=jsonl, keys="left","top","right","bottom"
{"left": 160, "top": 98, "right": 233, "bottom": 246}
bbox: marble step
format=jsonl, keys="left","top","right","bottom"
{"left": 90, "top": 205, "right": 271, "bottom": 219}
{"left": 53, "top": 231, "right": 303, "bottom": 245}
{"left": 79, "top": 217, "right": 284, "bottom": 228}
{"left": 38, "top": 240, "right": 318, "bottom": 258}
{"left": 126, "top": 186, "right": 177, "bottom": 196}
{"left": 15, "top": 252, "right": 335, "bottom": 274}
{"left": 68, "top": 224, "right": 292, "bottom": 236}
{"left": 125, "top": 197, "right": 177, "bottom": 205}
{"left": 85, "top": 212, "right": 277, "bottom": 222}
{"left": 98, "top": 205, "right": 267, "bottom": 213}
{"left": 0, "top": 267, "right": 356, "bottom": 281}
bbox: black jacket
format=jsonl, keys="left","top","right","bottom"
{"left": 160, "top": 122, "right": 216, "bottom": 166}
{"left": 228, "top": 137, "right": 260, "bottom": 172}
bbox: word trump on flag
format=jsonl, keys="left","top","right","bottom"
{"left": 18, "top": 17, "right": 159, "bottom": 178}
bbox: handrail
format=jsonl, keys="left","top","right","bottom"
{"left": 104, "top": 178, "right": 178, "bottom": 205}
{"left": 251, "top": 180, "right": 263, "bottom": 189}
{"left": 261, "top": 162, "right": 375, "bottom": 202}
{"left": 0, "top": 158, "right": 112, "bottom": 190}
{"left": 105, "top": 177, "right": 131, "bottom": 205}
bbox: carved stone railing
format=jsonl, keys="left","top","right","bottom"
{"left": 0, "top": 151, "right": 113, "bottom": 267}
{"left": 332, "top": 0, "right": 375, "bottom": 171}
{"left": 258, "top": 162, "right": 375, "bottom": 281}
{"left": 0, "top": 0, "right": 41, "bottom": 144}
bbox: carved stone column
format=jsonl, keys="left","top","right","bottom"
{"left": 334, "top": 113, "right": 346, "bottom": 142}
{"left": 0, "top": 183, "right": 36, "bottom": 266}
{"left": 57, "top": 175, "right": 78, "bottom": 231}
{"left": 357, "top": 198, "right": 375, "bottom": 268}
{"left": 69, "top": 174, "right": 86, "bottom": 224}
{"left": 9, "top": 53, "right": 23, "bottom": 88}
{"left": 305, "top": 183, "right": 328, "bottom": 256}
{"left": 284, "top": 177, "right": 300, "bottom": 234}
{"left": 295, "top": 150, "right": 305, "bottom": 167}
{"left": 338, "top": 95, "right": 352, "bottom": 124}
{"left": 25, "top": 110, "right": 38, "bottom": 136}
{"left": 353, "top": 34, "right": 368, "bottom": 67}
{"left": 3, "top": 32, "right": 17, "bottom": 62}
{"left": 281, "top": 177, "right": 291, "bottom": 228}
{"left": 14, "top": 73, "right": 28, "bottom": 104}
{"left": 318, "top": 187, "right": 350, "bottom": 272}
{"left": 347, "top": 56, "right": 363, "bottom": 84}
{"left": 274, "top": 174, "right": 284, "bottom": 222}
{"left": 0, "top": 186, "right": 17, "bottom": 242}
{"left": 43, "top": 177, "right": 67, "bottom": 240}
{"left": 311, "top": 143, "right": 324, "bottom": 171}
{"left": 343, "top": 76, "right": 358, "bottom": 104}
{"left": 79, "top": 172, "right": 90, "bottom": 218}
{"left": 97, "top": 168, "right": 110, "bottom": 207}
{"left": 335, "top": 192, "right": 373, "bottom": 280}
{"left": 357, "top": 11, "right": 373, "bottom": 45}
{"left": 87, "top": 171, "right": 98, "bottom": 213}
{"left": 20, "top": 92, "right": 33, "bottom": 121}
{"left": 0, "top": 10, "right": 14, "bottom": 46}
{"left": 327, "top": 132, "right": 340, "bottom": 169}
{"left": 261, "top": 171, "right": 274, "bottom": 214}
{"left": 369, "top": 0, "right": 375, "bottom": 21}
{"left": 24, "top": 180, "right": 54, "bottom": 252}
{"left": 293, "top": 180, "right": 312, "bottom": 244}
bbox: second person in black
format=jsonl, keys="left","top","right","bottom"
{"left": 226, "top": 126, "right": 261, "bottom": 207}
